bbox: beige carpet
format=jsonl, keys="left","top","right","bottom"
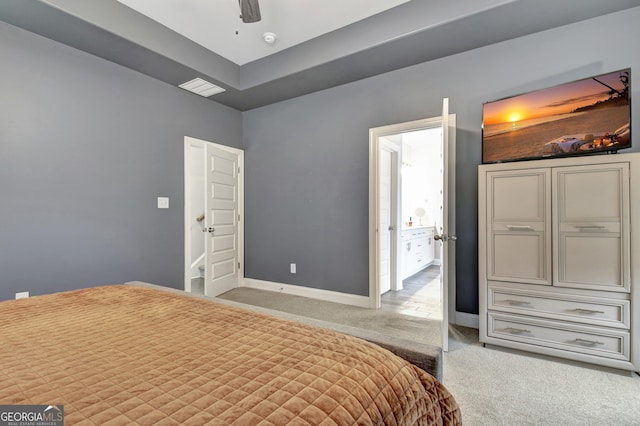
{"left": 218, "top": 287, "right": 640, "bottom": 425}
{"left": 445, "top": 326, "right": 640, "bottom": 425}
{"left": 217, "top": 287, "right": 443, "bottom": 347}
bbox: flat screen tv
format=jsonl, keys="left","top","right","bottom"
{"left": 482, "top": 69, "right": 631, "bottom": 164}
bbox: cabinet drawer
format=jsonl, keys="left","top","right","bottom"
{"left": 413, "top": 237, "right": 427, "bottom": 250}
{"left": 488, "top": 287, "right": 630, "bottom": 329}
{"left": 402, "top": 228, "right": 434, "bottom": 241}
{"left": 488, "top": 313, "right": 630, "bottom": 361}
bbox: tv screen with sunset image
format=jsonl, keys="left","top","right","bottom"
{"left": 482, "top": 69, "right": 631, "bottom": 163}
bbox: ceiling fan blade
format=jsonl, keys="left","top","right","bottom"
{"left": 239, "top": 0, "right": 261, "bottom": 23}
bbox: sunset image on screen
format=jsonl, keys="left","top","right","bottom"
{"left": 482, "top": 69, "right": 630, "bottom": 163}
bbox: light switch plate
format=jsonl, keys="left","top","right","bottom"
{"left": 157, "top": 197, "right": 169, "bottom": 209}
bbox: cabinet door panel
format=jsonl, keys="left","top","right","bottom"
{"left": 559, "top": 234, "right": 623, "bottom": 290}
{"left": 425, "top": 232, "right": 435, "bottom": 264}
{"left": 490, "top": 172, "right": 546, "bottom": 222}
{"left": 554, "top": 163, "right": 630, "bottom": 292}
{"left": 401, "top": 240, "right": 411, "bottom": 280}
{"left": 492, "top": 233, "right": 547, "bottom": 282}
{"left": 487, "top": 169, "right": 551, "bottom": 285}
{"left": 558, "top": 168, "right": 622, "bottom": 221}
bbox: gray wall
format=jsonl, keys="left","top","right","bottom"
{"left": 3, "top": 7, "right": 639, "bottom": 312}
{"left": 0, "top": 22, "right": 242, "bottom": 301}
{"left": 243, "top": 7, "right": 640, "bottom": 314}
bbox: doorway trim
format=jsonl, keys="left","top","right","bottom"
{"left": 368, "top": 116, "right": 456, "bottom": 320}
{"left": 368, "top": 134, "right": 402, "bottom": 309}
{"left": 184, "top": 136, "right": 245, "bottom": 293}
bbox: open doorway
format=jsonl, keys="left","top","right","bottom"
{"left": 381, "top": 127, "right": 444, "bottom": 320}
{"left": 369, "top": 104, "right": 456, "bottom": 350}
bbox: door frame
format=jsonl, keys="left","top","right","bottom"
{"left": 184, "top": 136, "right": 245, "bottom": 293}
{"left": 368, "top": 115, "right": 456, "bottom": 319}
{"left": 376, "top": 137, "right": 402, "bottom": 299}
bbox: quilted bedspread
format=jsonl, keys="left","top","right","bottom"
{"left": 0, "top": 285, "right": 460, "bottom": 425}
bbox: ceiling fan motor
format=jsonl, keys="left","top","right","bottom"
{"left": 239, "top": 0, "right": 261, "bottom": 23}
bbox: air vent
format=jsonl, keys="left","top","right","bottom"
{"left": 178, "top": 78, "right": 226, "bottom": 97}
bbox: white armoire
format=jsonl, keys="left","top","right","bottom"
{"left": 478, "top": 153, "right": 639, "bottom": 372}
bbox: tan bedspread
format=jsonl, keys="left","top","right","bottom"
{"left": 0, "top": 285, "right": 460, "bottom": 425}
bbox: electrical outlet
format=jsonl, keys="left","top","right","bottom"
{"left": 157, "top": 197, "right": 169, "bottom": 209}
{"left": 15, "top": 291, "right": 29, "bottom": 299}
{"left": 290, "top": 263, "right": 296, "bottom": 274}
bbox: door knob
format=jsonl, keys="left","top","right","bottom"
{"left": 434, "top": 234, "right": 457, "bottom": 241}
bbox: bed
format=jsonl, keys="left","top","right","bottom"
{"left": 0, "top": 284, "right": 460, "bottom": 425}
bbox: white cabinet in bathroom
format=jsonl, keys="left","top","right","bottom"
{"left": 401, "top": 227, "right": 435, "bottom": 279}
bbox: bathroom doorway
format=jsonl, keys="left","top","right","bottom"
{"left": 381, "top": 127, "right": 444, "bottom": 320}
{"left": 369, "top": 104, "right": 456, "bottom": 350}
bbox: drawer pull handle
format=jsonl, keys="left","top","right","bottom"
{"left": 505, "top": 299, "right": 532, "bottom": 306}
{"left": 506, "top": 225, "right": 533, "bottom": 231}
{"left": 573, "top": 308, "right": 605, "bottom": 314}
{"left": 574, "top": 225, "right": 606, "bottom": 231}
{"left": 574, "top": 338, "right": 604, "bottom": 346}
{"left": 505, "top": 327, "right": 530, "bottom": 334}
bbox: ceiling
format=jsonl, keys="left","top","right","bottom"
{"left": 2, "top": 0, "right": 640, "bottom": 111}
{"left": 116, "top": 0, "right": 412, "bottom": 65}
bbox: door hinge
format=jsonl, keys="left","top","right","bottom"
{"left": 238, "top": 166, "right": 241, "bottom": 174}
{"left": 238, "top": 214, "right": 241, "bottom": 221}
{"left": 237, "top": 262, "right": 241, "bottom": 269}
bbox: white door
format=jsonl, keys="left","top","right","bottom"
{"left": 205, "top": 144, "right": 240, "bottom": 297}
{"left": 436, "top": 98, "right": 455, "bottom": 352}
{"left": 379, "top": 147, "right": 393, "bottom": 294}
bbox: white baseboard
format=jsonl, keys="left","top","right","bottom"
{"left": 455, "top": 311, "right": 479, "bottom": 329}
{"left": 242, "top": 278, "right": 370, "bottom": 308}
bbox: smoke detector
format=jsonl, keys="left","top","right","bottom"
{"left": 263, "top": 32, "right": 277, "bottom": 45}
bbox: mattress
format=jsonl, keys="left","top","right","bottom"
{"left": 0, "top": 285, "right": 460, "bottom": 425}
